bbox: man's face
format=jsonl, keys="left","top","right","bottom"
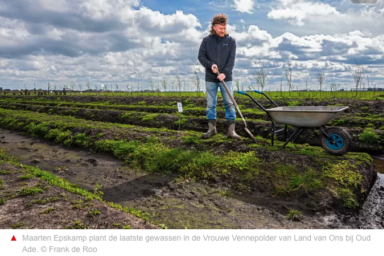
{"left": 213, "top": 24, "right": 226, "bottom": 37}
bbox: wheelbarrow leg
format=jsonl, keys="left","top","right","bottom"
{"left": 282, "top": 127, "right": 302, "bottom": 148}
{"left": 292, "top": 128, "right": 305, "bottom": 143}
{"left": 318, "top": 126, "right": 330, "bottom": 138}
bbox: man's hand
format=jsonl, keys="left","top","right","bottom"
{"left": 211, "top": 64, "right": 218, "bottom": 74}
{"left": 217, "top": 73, "right": 226, "bottom": 81}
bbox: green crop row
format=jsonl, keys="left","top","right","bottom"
{"left": 0, "top": 108, "right": 374, "bottom": 210}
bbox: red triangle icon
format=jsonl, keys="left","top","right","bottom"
{"left": 11, "top": 235, "right": 16, "bottom": 241}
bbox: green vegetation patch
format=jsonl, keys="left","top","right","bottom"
{"left": 95, "top": 139, "right": 260, "bottom": 181}
{"left": 87, "top": 209, "right": 101, "bottom": 217}
{"left": 18, "top": 186, "right": 45, "bottom": 197}
{"left": 286, "top": 209, "right": 302, "bottom": 221}
{"left": 40, "top": 207, "right": 54, "bottom": 214}
{"left": 141, "top": 113, "right": 159, "bottom": 121}
{"left": 338, "top": 188, "right": 359, "bottom": 209}
{"left": 18, "top": 174, "right": 35, "bottom": 180}
{"left": 359, "top": 130, "right": 379, "bottom": 144}
{"left": 0, "top": 170, "right": 11, "bottom": 175}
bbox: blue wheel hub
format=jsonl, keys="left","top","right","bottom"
{"left": 326, "top": 134, "right": 344, "bottom": 150}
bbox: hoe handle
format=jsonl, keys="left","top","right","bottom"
{"left": 216, "top": 70, "right": 247, "bottom": 127}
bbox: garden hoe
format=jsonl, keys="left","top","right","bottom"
{"left": 216, "top": 69, "right": 257, "bottom": 143}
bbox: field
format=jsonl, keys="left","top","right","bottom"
{"left": 0, "top": 91, "right": 381, "bottom": 229}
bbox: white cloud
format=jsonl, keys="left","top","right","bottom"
{"left": 0, "top": 0, "right": 383, "bottom": 90}
{"left": 38, "top": 0, "right": 70, "bottom": 12}
{"left": 228, "top": 25, "right": 272, "bottom": 48}
{"left": 79, "top": 0, "right": 140, "bottom": 20}
{"left": 267, "top": 0, "right": 384, "bottom": 37}
{"left": 232, "top": 0, "right": 254, "bottom": 14}
{"left": 268, "top": 1, "right": 341, "bottom": 26}
{"left": 134, "top": 7, "right": 201, "bottom": 35}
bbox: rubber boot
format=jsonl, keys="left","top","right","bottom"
{"left": 202, "top": 119, "right": 217, "bottom": 139}
{"left": 227, "top": 120, "right": 241, "bottom": 140}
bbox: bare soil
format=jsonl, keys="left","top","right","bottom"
{"left": 0, "top": 129, "right": 337, "bottom": 229}
{"left": 0, "top": 161, "right": 157, "bottom": 229}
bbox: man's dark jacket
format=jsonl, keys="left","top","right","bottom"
{"left": 198, "top": 34, "right": 236, "bottom": 83}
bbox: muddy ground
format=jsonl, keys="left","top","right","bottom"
{"left": 357, "top": 173, "right": 384, "bottom": 229}
{"left": 0, "top": 158, "right": 157, "bottom": 229}
{"left": 1, "top": 95, "right": 384, "bottom": 114}
{"left": 0, "top": 129, "right": 340, "bottom": 229}
{"left": 0, "top": 129, "right": 382, "bottom": 229}
{"left": 1, "top": 103, "right": 383, "bottom": 153}
{"left": 3, "top": 100, "right": 384, "bottom": 130}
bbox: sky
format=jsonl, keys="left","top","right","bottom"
{"left": 0, "top": 0, "right": 383, "bottom": 91}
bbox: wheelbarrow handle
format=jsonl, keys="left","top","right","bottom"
{"left": 236, "top": 90, "right": 262, "bottom": 95}
{"left": 252, "top": 90, "right": 279, "bottom": 108}
{"left": 237, "top": 91, "right": 268, "bottom": 112}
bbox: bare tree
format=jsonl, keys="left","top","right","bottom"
{"left": 330, "top": 82, "right": 337, "bottom": 98}
{"left": 175, "top": 75, "right": 182, "bottom": 91}
{"left": 148, "top": 79, "right": 154, "bottom": 91}
{"left": 235, "top": 80, "right": 240, "bottom": 91}
{"left": 161, "top": 79, "right": 167, "bottom": 92}
{"left": 317, "top": 70, "right": 325, "bottom": 96}
{"left": 280, "top": 76, "right": 283, "bottom": 96}
{"left": 351, "top": 58, "right": 363, "bottom": 97}
{"left": 70, "top": 81, "right": 75, "bottom": 95}
{"left": 126, "top": 83, "right": 130, "bottom": 94}
{"left": 86, "top": 80, "right": 91, "bottom": 91}
{"left": 191, "top": 67, "right": 201, "bottom": 94}
{"left": 175, "top": 75, "right": 183, "bottom": 96}
{"left": 284, "top": 62, "right": 293, "bottom": 94}
{"left": 255, "top": 65, "right": 267, "bottom": 91}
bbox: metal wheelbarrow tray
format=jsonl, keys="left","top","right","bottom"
{"left": 266, "top": 106, "right": 349, "bottom": 128}
{"left": 237, "top": 90, "right": 351, "bottom": 155}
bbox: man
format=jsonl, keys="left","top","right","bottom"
{"left": 198, "top": 13, "right": 240, "bottom": 140}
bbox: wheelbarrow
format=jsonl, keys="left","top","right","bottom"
{"left": 236, "top": 90, "right": 351, "bottom": 155}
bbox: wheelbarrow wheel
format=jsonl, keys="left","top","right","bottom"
{"left": 321, "top": 128, "right": 350, "bottom": 155}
